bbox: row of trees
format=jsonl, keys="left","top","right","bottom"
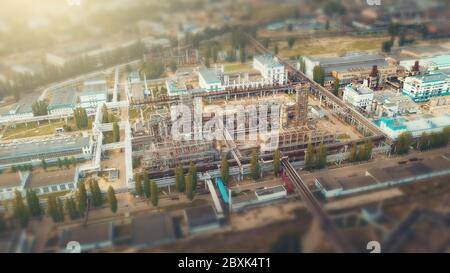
{"left": 134, "top": 172, "right": 159, "bottom": 206}
{"left": 10, "top": 180, "right": 118, "bottom": 228}
{"left": 74, "top": 107, "right": 89, "bottom": 129}
{"left": 174, "top": 162, "right": 198, "bottom": 201}
{"left": 348, "top": 140, "right": 373, "bottom": 163}
{"left": 416, "top": 128, "right": 450, "bottom": 151}
{"left": 304, "top": 143, "right": 328, "bottom": 170}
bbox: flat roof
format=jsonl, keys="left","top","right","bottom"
{"left": 27, "top": 167, "right": 76, "bottom": 188}
{"left": 48, "top": 89, "right": 77, "bottom": 109}
{"left": 130, "top": 213, "right": 175, "bottom": 246}
{"left": 309, "top": 53, "right": 387, "bottom": 68}
{"left": 255, "top": 185, "right": 286, "bottom": 196}
{"left": 346, "top": 84, "right": 374, "bottom": 95}
{"left": 185, "top": 205, "right": 218, "bottom": 229}
{"left": 316, "top": 176, "right": 342, "bottom": 191}
{"left": 254, "top": 54, "right": 283, "bottom": 68}
{"left": 60, "top": 222, "right": 112, "bottom": 248}
{"left": 337, "top": 175, "right": 377, "bottom": 190}
{"left": 199, "top": 68, "right": 221, "bottom": 84}
{"left": 0, "top": 136, "right": 89, "bottom": 164}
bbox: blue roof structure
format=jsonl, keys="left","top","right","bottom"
{"left": 216, "top": 177, "right": 229, "bottom": 204}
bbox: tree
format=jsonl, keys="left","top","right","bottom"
{"left": 388, "top": 22, "right": 400, "bottom": 39}
{"left": 63, "top": 157, "right": 70, "bottom": 169}
{"left": 112, "top": 121, "right": 120, "bottom": 142}
{"left": 220, "top": 157, "right": 230, "bottom": 185}
{"left": 134, "top": 173, "right": 143, "bottom": 196}
{"left": 41, "top": 159, "right": 47, "bottom": 170}
{"left": 175, "top": 165, "right": 185, "bottom": 192}
{"left": 417, "top": 132, "right": 430, "bottom": 151}
{"left": 185, "top": 174, "right": 195, "bottom": 201}
{"left": 74, "top": 107, "right": 89, "bottom": 129}
{"left": 57, "top": 158, "right": 63, "bottom": 169}
{"left": 169, "top": 60, "right": 177, "bottom": 73}
{"left": 108, "top": 186, "right": 118, "bottom": 213}
{"left": 143, "top": 172, "right": 150, "bottom": 198}
{"left": 188, "top": 161, "right": 198, "bottom": 189}
{"left": 304, "top": 143, "right": 315, "bottom": 170}
{"left": 65, "top": 197, "right": 80, "bottom": 220}
{"left": 365, "top": 139, "right": 373, "bottom": 160}
{"left": 274, "top": 44, "right": 279, "bottom": 55}
{"left": 315, "top": 143, "right": 327, "bottom": 169}
{"left": 70, "top": 156, "right": 77, "bottom": 167}
{"left": 357, "top": 144, "right": 366, "bottom": 162}
{"left": 26, "top": 189, "right": 42, "bottom": 218}
{"left": 150, "top": 181, "right": 158, "bottom": 206}
{"left": 250, "top": 149, "right": 260, "bottom": 180}
{"left": 382, "top": 40, "right": 393, "bottom": 53}
{"left": 325, "top": 20, "right": 330, "bottom": 30}
{"left": 239, "top": 45, "right": 246, "bottom": 63}
{"left": 333, "top": 78, "right": 340, "bottom": 96}
{"left": 313, "top": 65, "right": 325, "bottom": 86}
{"left": 273, "top": 149, "right": 281, "bottom": 176}
{"left": 288, "top": 37, "right": 296, "bottom": 49}
{"left": 31, "top": 100, "right": 48, "bottom": 116}
{"left": 102, "top": 104, "right": 109, "bottom": 123}
{"left": 47, "top": 194, "right": 64, "bottom": 223}
{"left": 395, "top": 132, "right": 413, "bottom": 155}
{"left": 13, "top": 190, "right": 29, "bottom": 227}
{"left": 349, "top": 143, "right": 358, "bottom": 162}
{"left": 77, "top": 182, "right": 87, "bottom": 216}
{"left": 89, "top": 180, "right": 103, "bottom": 208}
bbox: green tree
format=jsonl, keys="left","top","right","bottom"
{"left": 102, "top": 104, "right": 109, "bottom": 123}
{"left": 220, "top": 157, "right": 230, "bottom": 185}
{"left": 313, "top": 65, "right": 325, "bottom": 85}
{"left": 185, "top": 174, "right": 195, "bottom": 201}
{"left": 395, "top": 132, "right": 413, "bottom": 155}
{"left": 134, "top": 173, "right": 143, "bottom": 196}
{"left": 112, "top": 121, "right": 120, "bottom": 142}
{"left": 143, "top": 172, "right": 150, "bottom": 198}
{"left": 150, "top": 181, "right": 158, "bottom": 206}
{"left": 47, "top": 194, "right": 64, "bottom": 223}
{"left": 63, "top": 157, "right": 70, "bottom": 169}
{"left": 239, "top": 45, "right": 246, "bottom": 63}
{"left": 273, "top": 149, "right": 281, "bottom": 176}
{"left": 288, "top": 37, "right": 296, "bottom": 49}
{"left": 382, "top": 40, "right": 393, "bottom": 53}
{"left": 77, "top": 182, "right": 87, "bottom": 216}
{"left": 365, "top": 139, "right": 373, "bottom": 160}
{"left": 250, "top": 149, "right": 260, "bottom": 180}
{"left": 349, "top": 143, "right": 358, "bottom": 162}
{"left": 175, "top": 165, "right": 185, "bottom": 192}
{"left": 315, "top": 143, "right": 327, "bottom": 169}
{"left": 107, "top": 186, "right": 118, "bottom": 213}
{"left": 26, "top": 189, "right": 42, "bottom": 217}
{"left": 417, "top": 132, "right": 430, "bottom": 151}
{"left": 13, "top": 190, "right": 29, "bottom": 227}
{"left": 304, "top": 143, "right": 315, "bottom": 170}
{"left": 41, "top": 159, "right": 47, "bottom": 170}
{"left": 169, "top": 60, "right": 177, "bottom": 73}
{"left": 89, "top": 180, "right": 103, "bottom": 208}
{"left": 188, "top": 161, "right": 198, "bottom": 189}
{"left": 57, "top": 158, "right": 63, "bottom": 169}
{"left": 65, "top": 197, "right": 80, "bottom": 220}
{"left": 357, "top": 144, "right": 366, "bottom": 162}
{"left": 31, "top": 100, "right": 48, "bottom": 116}
{"left": 274, "top": 44, "right": 279, "bottom": 55}
{"left": 333, "top": 78, "right": 340, "bottom": 96}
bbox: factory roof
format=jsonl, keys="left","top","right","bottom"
{"left": 60, "top": 222, "right": 113, "bottom": 249}
{"left": 408, "top": 72, "right": 448, "bottom": 82}
{"left": 254, "top": 54, "right": 284, "bottom": 68}
{"left": 0, "top": 136, "right": 90, "bottom": 163}
{"left": 130, "top": 213, "right": 175, "bottom": 247}
{"left": 317, "top": 175, "right": 377, "bottom": 191}
{"left": 0, "top": 171, "right": 23, "bottom": 188}
{"left": 198, "top": 68, "right": 221, "bottom": 84}
{"left": 185, "top": 205, "right": 219, "bottom": 229}
{"left": 427, "top": 54, "right": 450, "bottom": 66}
{"left": 48, "top": 89, "right": 77, "bottom": 109}
{"left": 255, "top": 185, "right": 286, "bottom": 196}
{"left": 308, "top": 53, "right": 387, "bottom": 68}
{"left": 346, "top": 83, "right": 374, "bottom": 95}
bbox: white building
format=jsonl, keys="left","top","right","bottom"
{"left": 198, "top": 68, "right": 224, "bottom": 92}
{"left": 78, "top": 78, "right": 108, "bottom": 109}
{"left": 402, "top": 72, "right": 449, "bottom": 102}
{"left": 253, "top": 54, "right": 286, "bottom": 85}
{"left": 343, "top": 83, "right": 374, "bottom": 110}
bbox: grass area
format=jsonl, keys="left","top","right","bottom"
{"left": 337, "top": 133, "right": 351, "bottom": 140}
{"left": 278, "top": 36, "right": 389, "bottom": 58}
{"left": 2, "top": 118, "right": 92, "bottom": 140}
{"left": 224, "top": 62, "right": 252, "bottom": 73}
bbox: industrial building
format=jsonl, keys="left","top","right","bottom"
{"left": 303, "top": 53, "right": 396, "bottom": 85}
{"left": 0, "top": 136, "right": 92, "bottom": 168}
{"left": 253, "top": 54, "right": 286, "bottom": 85}
{"left": 377, "top": 113, "right": 450, "bottom": 139}
{"left": 343, "top": 83, "right": 374, "bottom": 110}
{"left": 60, "top": 222, "right": 114, "bottom": 253}
{"left": 315, "top": 156, "right": 450, "bottom": 198}
{"left": 129, "top": 213, "right": 176, "bottom": 248}
{"left": 370, "top": 90, "right": 420, "bottom": 117}
{"left": 231, "top": 185, "right": 287, "bottom": 211}
{"left": 79, "top": 78, "right": 108, "bottom": 109}
{"left": 0, "top": 167, "right": 78, "bottom": 200}
{"left": 184, "top": 205, "right": 221, "bottom": 234}
{"left": 402, "top": 72, "right": 449, "bottom": 102}
{"left": 198, "top": 67, "right": 224, "bottom": 92}
{"left": 47, "top": 88, "right": 77, "bottom": 115}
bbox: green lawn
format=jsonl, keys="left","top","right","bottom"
{"left": 2, "top": 118, "right": 92, "bottom": 140}
{"left": 224, "top": 63, "right": 252, "bottom": 73}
